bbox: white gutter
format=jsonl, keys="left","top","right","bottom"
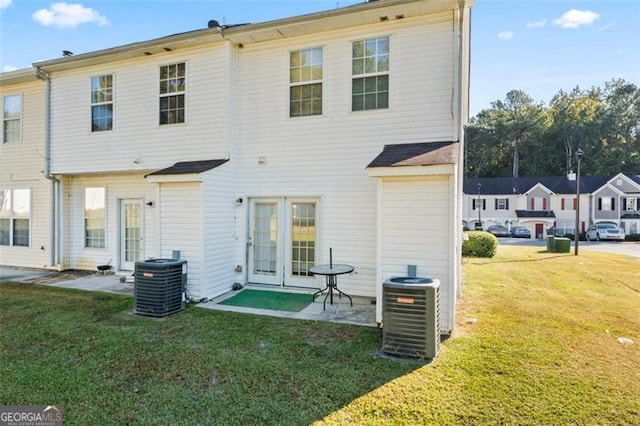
{"left": 35, "top": 67, "right": 60, "bottom": 268}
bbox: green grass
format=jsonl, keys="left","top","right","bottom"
{"left": 2, "top": 246, "right": 639, "bottom": 424}
{"left": 219, "top": 289, "right": 312, "bottom": 312}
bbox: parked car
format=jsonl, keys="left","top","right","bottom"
{"left": 585, "top": 223, "right": 625, "bottom": 241}
{"left": 510, "top": 226, "right": 531, "bottom": 238}
{"left": 487, "top": 225, "right": 510, "bottom": 237}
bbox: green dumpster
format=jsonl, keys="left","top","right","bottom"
{"left": 554, "top": 237, "right": 571, "bottom": 253}
{"left": 546, "top": 236, "right": 556, "bottom": 253}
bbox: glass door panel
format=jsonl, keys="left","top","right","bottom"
{"left": 120, "top": 200, "right": 142, "bottom": 271}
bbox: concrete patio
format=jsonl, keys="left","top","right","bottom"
{"left": 0, "top": 266, "right": 377, "bottom": 327}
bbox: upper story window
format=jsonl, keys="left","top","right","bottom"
{"left": 495, "top": 198, "right": 509, "bottom": 210}
{"left": 624, "top": 197, "right": 637, "bottom": 211}
{"left": 84, "top": 187, "right": 106, "bottom": 249}
{"left": 472, "top": 199, "right": 486, "bottom": 210}
{"left": 352, "top": 37, "right": 389, "bottom": 111}
{"left": 91, "top": 75, "right": 113, "bottom": 132}
{"left": 0, "top": 189, "right": 30, "bottom": 247}
{"left": 561, "top": 197, "right": 576, "bottom": 210}
{"left": 289, "top": 47, "right": 323, "bottom": 117}
{"left": 530, "top": 197, "right": 547, "bottom": 211}
{"left": 598, "top": 197, "right": 614, "bottom": 211}
{"left": 159, "top": 63, "right": 185, "bottom": 125}
{"left": 3, "top": 94, "right": 21, "bottom": 144}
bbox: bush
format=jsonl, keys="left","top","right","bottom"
{"left": 462, "top": 231, "right": 498, "bottom": 258}
{"left": 625, "top": 234, "right": 640, "bottom": 241}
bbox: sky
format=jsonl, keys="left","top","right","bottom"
{"left": 0, "top": 0, "right": 638, "bottom": 116}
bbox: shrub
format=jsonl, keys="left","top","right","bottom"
{"left": 626, "top": 234, "right": 640, "bottom": 242}
{"left": 462, "top": 231, "right": 498, "bottom": 258}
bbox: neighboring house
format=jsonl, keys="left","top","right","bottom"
{"left": 3, "top": 0, "right": 473, "bottom": 334}
{"left": 0, "top": 69, "right": 51, "bottom": 268}
{"left": 463, "top": 173, "right": 640, "bottom": 238}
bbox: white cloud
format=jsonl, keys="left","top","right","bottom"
{"left": 526, "top": 19, "right": 546, "bottom": 28}
{"left": 0, "top": 0, "right": 12, "bottom": 10}
{"left": 3, "top": 65, "right": 18, "bottom": 72}
{"left": 553, "top": 9, "right": 599, "bottom": 29}
{"left": 32, "top": 2, "right": 109, "bottom": 29}
{"left": 497, "top": 31, "right": 513, "bottom": 41}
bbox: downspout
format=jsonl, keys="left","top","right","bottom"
{"left": 35, "top": 66, "right": 60, "bottom": 267}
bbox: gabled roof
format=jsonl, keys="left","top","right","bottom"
{"left": 0, "top": 68, "right": 38, "bottom": 84}
{"left": 367, "top": 141, "right": 458, "bottom": 168}
{"left": 147, "top": 159, "right": 228, "bottom": 176}
{"left": 464, "top": 175, "right": 618, "bottom": 196}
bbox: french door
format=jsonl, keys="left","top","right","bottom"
{"left": 248, "top": 198, "right": 319, "bottom": 288}
{"left": 119, "top": 199, "right": 142, "bottom": 271}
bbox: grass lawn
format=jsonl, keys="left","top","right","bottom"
{"left": 2, "top": 246, "right": 639, "bottom": 424}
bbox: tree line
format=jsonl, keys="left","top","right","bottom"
{"left": 464, "top": 79, "right": 640, "bottom": 178}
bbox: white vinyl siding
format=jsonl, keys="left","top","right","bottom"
{"left": 64, "top": 174, "right": 158, "bottom": 271}
{"left": 0, "top": 78, "right": 49, "bottom": 267}
{"left": 379, "top": 175, "right": 453, "bottom": 333}
{"left": 235, "top": 13, "right": 455, "bottom": 297}
{"left": 49, "top": 45, "right": 230, "bottom": 174}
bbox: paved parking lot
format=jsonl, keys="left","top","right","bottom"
{"left": 499, "top": 238, "right": 640, "bottom": 258}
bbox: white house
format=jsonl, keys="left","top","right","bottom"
{"left": 0, "top": 69, "right": 52, "bottom": 268}
{"left": 8, "top": 0, "right": 473, "bottom": 333}
{"left": 463, "top": 173, "right": 640, "bottom": 238}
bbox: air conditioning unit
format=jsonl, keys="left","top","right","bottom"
{"left": 382, "top": 277, "right": 440, "bottom": 360}
{"left": 134, "top": 259, "right": 187, "bottom": 317}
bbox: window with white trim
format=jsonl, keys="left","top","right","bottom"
{"left": 159, "top": 63, "right": 185, "bottom": 125}
{"left": 3, "top": 94, "right": 21, "bottom": 144}
{"left": 289, "top": 47, "right": 323, "bottom": 117}
{"left": 91, "top": 75, "right": 113, "bottom": 132}
{"left": 625, "top": 197, "right": 637, "bottom": 211}
{"left": 495, "top": 198, "right": 509, "bottom": 210}
{"left": 0, "top": 189, "right": 30, "bottom": 247}
{"left": 84, "top": 187, "right": 106, "bottom": 248}
{"left": 352, "top": 37, "right": 389, "bottom": 111}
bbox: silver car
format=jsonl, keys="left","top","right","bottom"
{"left": 586, "top": 223, "right": 625, "bottom": 241}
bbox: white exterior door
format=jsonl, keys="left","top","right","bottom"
{"left": 120, "top": 199, "right": 142, "bottom": 271}
{"left": 248, "top": 198, "right": 319, "bottom": 288}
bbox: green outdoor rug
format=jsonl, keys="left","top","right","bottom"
{"left": 219, "top": 289, "right": 312, "bottom": 312}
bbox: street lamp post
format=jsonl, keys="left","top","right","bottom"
{"left": 477, "top": 183, "right": 482, "bottom": 230}
{"left": 574, "top": 148, "right": 584, "bottom": 255}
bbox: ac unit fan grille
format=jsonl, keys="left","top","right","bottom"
{"left": 134, "top": 261, "right": 186, "bottom": 317}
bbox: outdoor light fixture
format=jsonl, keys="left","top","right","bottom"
{"left": 574, "top": 148, "right": 584, "bottom": 255}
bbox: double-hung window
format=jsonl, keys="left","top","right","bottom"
{"left": 91, "top": 75, "right": 113, "bottom": 132}
{"left": 85, "top": 187, "right": 106, "bottom": 248}
{"left": 289, "top": 47, "right": 323, "bottom": 117}
{"left": 3, "top": 94, "right": 21, "bottom": 144}
{"left": 0, "top": 189, "right": 30, "bottom": 247}
{"left": 352, "top": 37, "right": 389, "bottom": 111}
{"left": 495, "top": 198, "right": 509, "bottom": 210}
{"left": 159, "top": 63, "right": 186, "bottom": 125}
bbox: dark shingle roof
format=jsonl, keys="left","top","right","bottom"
{"left": 515, "top": 210, "right": 556, "bottom": 218}
{"left": 148, "top": 159, "right": 228, "bottom": 176}
{"left": 367, "top": 141, "right": 458, "bottom": 168}
{"left": 464, "top": 175, "right": 615, "bottom": 195}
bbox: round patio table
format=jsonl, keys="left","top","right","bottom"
{"left": 309, "top": 264, "right": 354, "bottom": 310}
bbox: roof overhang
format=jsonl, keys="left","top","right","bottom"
{"left": 224, "top": 0, "right": 474, "bottom": 45}
{"left": 145, "top": 159, "right": 228, "bottom": 183}
{"left": 0, "top": 68, "right": 39, "bottom": 85}
{"left": 525, "top": 182, "right": 554, "bottom": 195}
{"left": 367, "top": 140, "right": 458, "bottom": 176}
{"left": 31, "top": 0, "right": 474, "bottom": 73}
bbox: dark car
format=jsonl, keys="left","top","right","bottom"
{"left": 487, "top": 225, "right": 509, "bottom": 237}
{"left": 510, "top": 226, "right": 531, "bottom": 238}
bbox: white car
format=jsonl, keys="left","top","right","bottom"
{"left": 586, "top": 223, "right": 625, "bottom": 241}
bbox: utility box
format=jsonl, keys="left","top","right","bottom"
{"left": 134, "top": 259, "right": 187, "bottom": 317}
{"left": 382, "top": 277, "right": 440, "bottom": 360}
